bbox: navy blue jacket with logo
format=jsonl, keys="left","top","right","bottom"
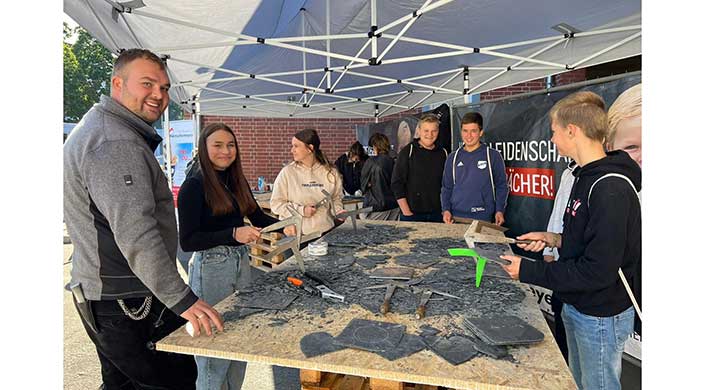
{"left": 519, "top": 150, "right": 641, "bottom": 318}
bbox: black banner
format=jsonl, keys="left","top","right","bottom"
{"left": 453, "top": 74, "right": 641, "bottom": 256}
{"left": 355, "top": 104, "right": 451, "bottom": 155}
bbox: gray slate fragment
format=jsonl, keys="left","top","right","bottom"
{"left": 300, "top": 332, "right": 347, "bottom": 358}
{"left": 394, "top": 254, "right": 439, "bottom": 269}
{"left": 222, "top": 307, "right": 266, "bottom": 321}
{"left": 418, "top": 325, "right": 441, "bottom": 337}
{"left": 463, "top": 315, "right": 544, "bottom": 346}
{"left": 334, "top": 318, "right": 406, "bottom": 352}
{"left": 423, "top": 335, "right": 479, "bottom": 365}
{"left": 374, "top": 333, "right": 427, "bottom": 361}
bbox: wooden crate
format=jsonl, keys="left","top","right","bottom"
{"left": 300, "top": 370, "right": 450, "bottom": 390}
{"left": 249, "top": 232, "right": 286, "bottom": 271}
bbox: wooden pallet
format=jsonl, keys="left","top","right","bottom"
{"left": 249, "top": 232, "right": 286, "bottom": 271}
{"left": 300, "top": 370, "right": 450, "bottom": 390}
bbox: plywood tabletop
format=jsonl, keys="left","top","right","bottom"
{"left": 158, "top": 220, "right": 576, "bottom": 390}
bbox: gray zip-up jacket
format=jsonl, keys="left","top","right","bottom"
{"left": 64, "top": 95, "right": 197, "bottom": 314}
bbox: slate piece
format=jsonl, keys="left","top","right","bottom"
{"left": 334, "top": 255, "right": 356, "bottom": 268}
{"left": 222, "top": 307, "right": 265, "bottom": 321}
{"left": 394, "top": 254, "right": 440, "bottom": 269}
{"left": 463, "top": 315, "right": 544, "bottom": 346}
{"left": 334, "top": 319, "right": 406, "bottom": 352}
{"left": 369, "top": 267, "right": 415, "bottom": 280}
{"left": 355, "top": 258, "right": 381, "bottom": 269}
{"left": 471, "top": 259, "right": 512, "bottom": 279}
{"left": 234, "top": 292, "right": 298, "bottom": 310}
{"left": 366, "top": 254, "right": 391, "bottom": 263}
{"left": 460, "top": 333, "right": 509, "bottom": 359}
{"left": 473, "top": 242, "right": 512, "bottom": 264}
{"left": 300, "top": 332, "right": 347, "bottom": 358}
{"left": 375, "top": 333, "right": 427, "bottom": 361}
{"left": 423, "top": 335, "right": 479, "bottom": 365}
{"left": 418, "top": 325, "right": 441, "bottom": 337}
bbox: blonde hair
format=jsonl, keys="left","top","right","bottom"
{"left": 606, "top": 84, "right": 641, "bottom": 149}
{"left": 549, "top": 91, "right": 607, "bottom": 142}
{"left": 416, "top": 113, "right": 440, "bottom": 129}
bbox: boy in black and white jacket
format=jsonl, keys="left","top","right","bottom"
{"left": 500, "top": 91, "right": 641, "bottom": 390}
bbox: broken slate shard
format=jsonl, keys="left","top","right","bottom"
{"left": 463, "top": 315, "right": 544, "bottom": 346}
{"left": 418, "top": 325, "right": 441, "bottom": 337}
{"left": 369, "top": 267, "right": 415, "bottom": 280}
{"left": 222, "top": 307, "right": 266, "bottom": 322}
{"left": 334, "top": 318, "right": 406, "bottom": 352}
{"left": 394, "top": 254, "right": 440, "bottom": 269}
{"left": 374, "top": 333, "right": 427, "bottom": 361}
{"left": 423, "top": 335, "right": 479, "bottom": 365}
{"left": 459, "top": 333, "right": 509, "bottom": 359}
{"left": 300, "top": 332, "right": 347, "bottom": 358}
{"left": 234, "top": 291, "right": 297, "bottom": 310}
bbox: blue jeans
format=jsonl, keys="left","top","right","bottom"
{"left": 188, "top": 245, "right": 251, "bottom": 390}
{"left": 561, "top": 304, "right": 634, "bottom": 390}
{"left": 399, "top": 212, "right": 443, "bottom": 222}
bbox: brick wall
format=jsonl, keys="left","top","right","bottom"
{"left": 195, "top": 69, "right": 589, "bottom": 186}
{"left": 479, "top": 68, "right": 587, "bottom": 101}
{"left": 198, "top": 108, "right": 423, "bottom": 186}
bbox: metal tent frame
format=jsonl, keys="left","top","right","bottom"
{"left": 65, "top": 0, "right": 641, "bottom": 122}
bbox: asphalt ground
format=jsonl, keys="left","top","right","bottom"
{"left": 62, "top": 239, "right": 299, "bottom": 390}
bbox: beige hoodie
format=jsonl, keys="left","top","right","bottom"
{"left": 271, "top": 162, "right": 344, "bottom": 235}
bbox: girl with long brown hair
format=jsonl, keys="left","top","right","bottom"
{"left": 270, "top": 128, "right": 345, "bottom": 236}
{"left": 177, "top": 122, "right": 278, "bottom": 390}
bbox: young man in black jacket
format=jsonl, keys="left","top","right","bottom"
{"left": 391, "top": 114, "right": 448, "bottom": 222}
{"left": 501, "top": 91, "right": 641, "bottom": 390}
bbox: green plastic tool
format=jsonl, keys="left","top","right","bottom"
{"left": 447, "top": 248, "right": 489, "bottom": 288}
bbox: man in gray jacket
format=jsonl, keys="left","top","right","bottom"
{"left": 64, "top": 49, "right": 223, "bottom": 389}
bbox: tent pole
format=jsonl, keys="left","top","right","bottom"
{"left": 84, "top": 0, "right": 120, "bottom": 50}
{"left": 326, "top": 0, "right": 331, "bottom": 89}
{"left": 377, "top": 0, "right": 431, "bottom": 61}
{"left": 408, "top": 69, "right": 462, "bottom": 109}
{"left": 301, "top": 11, "right": 308, "bottom": 105}
{"left": 378, "top": 91, "right": 413, "bottom": 117}
{"left": 376, "top": 0, "right": 456, "bottom": 34}
{"left": 163, "top": 108, "right": 172, "bottom": 190}
{"left": 132, "top": 9, "right": 368, "bottom": 64}
{"left": 570, "top": 31, "right": 641, "bottom": 69}
{"left": 371, "top": 0, "right": 378, "bottom": 59}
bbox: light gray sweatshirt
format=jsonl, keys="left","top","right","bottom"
{"left": 64, "top": 95, "right": 197, "bottom": 314}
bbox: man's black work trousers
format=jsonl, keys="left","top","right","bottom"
{"left": 73, "top": 296, "right": 196, "bottom": 390}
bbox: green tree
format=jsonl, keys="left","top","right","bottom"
{"left": 63, "top": 23, "right": 185, "bottom": 123}
{"left": 63, "top": 23, "right": 113, "bottom": 122}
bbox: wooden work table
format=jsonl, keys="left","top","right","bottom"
{"left": 158, "top": 220, "right": 576, "bottom": 390}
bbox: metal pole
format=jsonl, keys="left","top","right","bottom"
{"left": 163, "top": 107, "right": 172, "bottom": 190}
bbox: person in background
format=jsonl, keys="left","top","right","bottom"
{"left": 391, "top": 114, "right": 447, "bottom": 222}
{"left": 607, "top": 83, "right": 641, "bottom": 168}
{"left": 271, "top": 129, "right": 345, "bottom": 236}
{"left": 177, "top": 122, "right": 279, "bottom": 390}
{"left": 360, "top": 133, "right": 400, "bottom": 220}
{"left": 64, "top": 48, "right": 222, "bottom": 389}
{"left": 501, "top": 91, "right": 641, "bottom": 390}
{"left": 334, "top": 141, "right": 368, "bottom": 196}
{"left": 441, "top": 112, "right": 508, "bottom": 225}
{"left": 541, "top": 82, "right": 643, "bottom": 363}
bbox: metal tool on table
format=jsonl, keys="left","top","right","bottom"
{"left": 335, "top": 206, "right": 373, "bottom": 231}
{"left": 287, "top": 274, "right": 345, "bottom": 302}
{"left": 411, "top": 287, "right": 462, "bottom": 319}
{"left": 363, "top": 279, "right": 420, "bottom": 314}
{"left": 305, "top": 271, "right": 345, "bottom": 302}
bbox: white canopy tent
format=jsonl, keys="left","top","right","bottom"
{"left": 65, "top": 0, "right": 641, "bottom": 120}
